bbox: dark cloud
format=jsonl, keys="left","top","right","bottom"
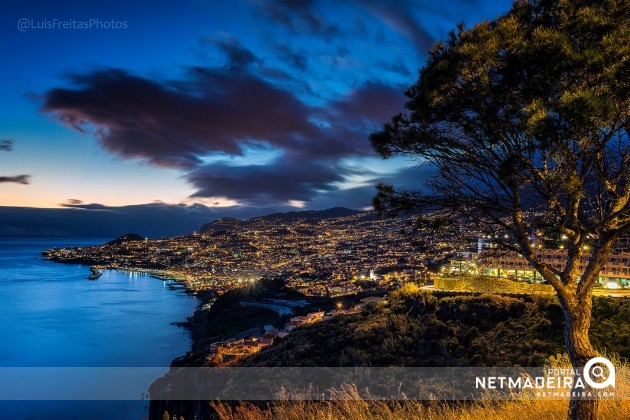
{"left": 40, "top": 33, "right": 412, "bottom": 206}
{"left": 309, "top": 164, "right": 435, "bottom": 210}
{"left": 257, "top": 66, "right": 295, "bottom": 81}
{"left": 0, "top": 175, "right": 30, "bottom": 184}
{"left": 353, "top": 16, "right": 369, "bottom": 38}
{"left": 205, "top": 37, "right": 262, "bottom": 70}
{"left": 351, "top": 0, "right": 434, "bottom": 52}
{"left": 329, "top": 81, "right": 406, "bottom": 124}
{"left": 308, "top": 184, "right": 375, "bottom": 210}
{"left": 188, "top": 158, "right": 344, "bottom": 204}
{"left": 60, "top": 201, "right": 110, "bottom": 210}
{"left": 274, "top": 44, "right": 309, "bottom": 71}
{"left": 375, "top": 58, "right": 412, "bottom": 77}
{"left": 63, "top": 198, "right": 84, "bottom": 205}
{"left": 41, "top": 67, "right": 316, "bottom": 168}
{"left": 0, "top": 139, "right": 31, "bottom": 184}
{"left": 336, "top": 44, "right": 351, "bottom": 57}
{"left": 0, "top": 139, "right": 13, "bottom": 151}
{"left": 383, "top": 164, "right": 436, "bottom": 193}
{"left": 255, "top": 0, "right": 341, "bottom": 40}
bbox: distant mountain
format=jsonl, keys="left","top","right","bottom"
{"left": 257, "top": 207, "right": 363, "bottom": 221}
{"left": 199, "top": 217, "right": 246, "bottom": 233}
{"left": 106, "top": 233, "right": 144, "bottom": 246}
{"left": 200, "top": 207, "right": 365, "bottom": 233}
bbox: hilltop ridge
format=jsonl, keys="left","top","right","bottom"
{"left": 106, "top": 233, "right": 144, "bottom": 245}
{"left": 200, "top": 207, "right": 365, "bottom": 233}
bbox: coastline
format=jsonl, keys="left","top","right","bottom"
{"left": 48, "top": 255, "right": 206, "bottom": 339}
{"left": 1, "top": 237, "right": 201, "bottom": 419}
{"left": 42, "top": 249, "right": 205, "bottom": 338}
{"left": 112, "top": 267, "right": 199, "bottom": 297}
{"left": 43, "top": 253, "right": 198, "bottom": 292}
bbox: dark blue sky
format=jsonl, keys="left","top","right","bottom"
{"left": 1, "top": 0, "right": 513, "bottom": 236}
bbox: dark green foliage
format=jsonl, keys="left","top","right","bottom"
{"left": 188, "top": 277, "right": 299, "bottom": 348}
{"left": 370, "top": 0, "right": 630, "bottom": 294}
{"left": 589, "top": 297, "right": 630, "bottom": 354}
{"left": 242, "top": 291, "right": 629, "bottom": 368}
{"left": 370, "top": 6, "right": 628, "bottom": 417}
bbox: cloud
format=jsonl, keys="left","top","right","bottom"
{"left": 255, "top": 0, "right": 341, "bottom": 40}
{"left": 40, "top": 31, "right": 413, "bottom": 207}
{"left": 273, "top": 44, "right": 309, "bottom": 71}
{"left": 0, "top": 139, "right": 13, "bottom": 151}
{"left": 182, "top": 82, "right": 406, "bottom": 204}
{"left": 328, "top": 81, "right": 406, "bottom": 124}
{"left": 350, "top": 0, "right": 434, "bottom": 52}
{"left": 308, "top": 184, "right": 376, "bottom": 210}
{"left": 60, "top": 201, "right": 110, "bottom": 210}
{"left": 374, "top": 58, "right": 412, "bottom": 77}
{"left": 0, "top": 139, "right": 31, "bottom": 184}
{"left": 205, "top": 37, "right": 262, "bottom": 70}
{"left": 0, "top": 175, "right": 30, "bottom": 184}
{"left": 188, "top": 158, "right": 345, "bottom": 204}
{"left": 41, "top": 67, "right": 316, "bottom": 168}
{"left": 384, "top": 164, "right": 436, "bottom": 192}
{"left": 219, "top": 95, "right": 397, "bottom": 202}
{"left": 63, "top": 198, "right": 84, "bottom": 205}
{"left": 253, "top": 0, "right": 436, "bottom": 53}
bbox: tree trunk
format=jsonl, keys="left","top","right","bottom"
{"left": 562, "top": 302, "right": 599, "bottom": 420}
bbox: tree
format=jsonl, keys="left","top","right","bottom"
{"left": 370, "top": 1, "right": 629, "bottom": 419}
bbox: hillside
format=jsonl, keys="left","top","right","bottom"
{"left": 183, "top": 278, "right": 304, "bottom": 355}
{"left": 173, "top": 278, "right": 383, "bottom": 365}
{"left": 255, "top": 207, "right": 364, "bottom": 221}
{"left": 149, "top": 286, "right": 630, "bottom": 419}
{"left": 200, "top": 207, "right": 365, "bottom": 233}
{"left": 243, "top": 286, "right": 628, "bottom": 367}
{"left": 105, "top": 232, "right": 144, "bottom": 245}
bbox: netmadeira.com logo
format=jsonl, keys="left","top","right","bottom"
{"left": 475, "top": 357, "right": 616, "bottom": 398}
{"left": 583, "top": 357, "right": 616, "bottom": 390}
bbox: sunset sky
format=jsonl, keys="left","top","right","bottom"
{"left": 1, "top": 0, "right": 512, "bottom": 236}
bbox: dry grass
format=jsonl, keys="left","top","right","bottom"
{"left": 211, "top": 392, "right": 629, "bottom": 420}
{"left": 211, "top": 356, "right": 629, "bottom": 420}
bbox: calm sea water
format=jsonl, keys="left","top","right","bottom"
{"left": 0, "top": 237, "right": 198, "bottom": 419}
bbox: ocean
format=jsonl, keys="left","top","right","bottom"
{"left": 0, "top": 237, "right": 198, "bottom": 419}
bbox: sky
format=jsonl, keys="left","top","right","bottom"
{"left": 0, "top": 0, "right": 513, "bottom": 237}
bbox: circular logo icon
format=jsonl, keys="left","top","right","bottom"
{"left": 584, "top": 357, "right": 615, "bottom": 389}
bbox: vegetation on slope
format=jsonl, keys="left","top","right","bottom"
{"left": 152, "top": 285, "right": 629, "bottom": 419}
{"left": 243, "top": 285, "right": 629, "bottom": 367}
